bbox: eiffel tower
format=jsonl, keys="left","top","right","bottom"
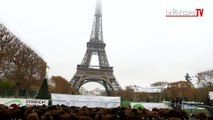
{"left": 70, "top": 0, "right": 121, "bottom": 95}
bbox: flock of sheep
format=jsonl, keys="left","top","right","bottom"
{"left": 0, "top": 104, "right": 212, "bottom": 120}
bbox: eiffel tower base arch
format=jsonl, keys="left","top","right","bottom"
{"left": 70, "top": 66, "right": 121, "bottom": 96}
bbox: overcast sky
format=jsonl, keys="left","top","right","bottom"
{"left": 0, "top": 0, "right": 213, "bottom": 90}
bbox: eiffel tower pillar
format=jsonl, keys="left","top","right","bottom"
{"left": 70, "top": 0, "right": 121, "bottom": 95}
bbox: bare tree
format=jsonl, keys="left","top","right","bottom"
{"left": 197, "top": 69, "right": 213, "bottom": 89}
{"left": 49, "top": 76, "right": 77, "bottom": 94}
{"left": 150, "top": 81, "right": 168, "bottom": 101}
{"left": 0, "top": 23, "right": 47, "bottom": 97}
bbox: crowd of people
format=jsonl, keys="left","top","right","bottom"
{"left": 0, "top": 103, "right": 213, "bottom": 120}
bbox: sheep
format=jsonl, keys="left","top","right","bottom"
{"left": 26, "top": 111, "right": 39, "bottom": 120}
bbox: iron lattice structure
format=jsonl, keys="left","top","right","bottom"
{"left": 70, "top": 0, "right": 121, "bottom": 95}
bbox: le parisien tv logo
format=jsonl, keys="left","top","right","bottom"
{"left": 166, "top": 8, "right": 204, "bottom": 17}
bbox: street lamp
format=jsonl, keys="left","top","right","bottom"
{"left": 46, "top": 65, "right": 50, "bottom": 79}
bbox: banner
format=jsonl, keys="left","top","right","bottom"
{"left": 130, "top": 102, "right": 170, "bottom": 110}
{"left": 51, "top": 93, "right": 121, "bottom": 108}
{"left": 0, "top": 98, "right": 49, "bottom": 107}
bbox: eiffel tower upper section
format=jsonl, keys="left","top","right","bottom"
{"left": 90, "top": 0, "right": 103, "bottom": 42}
{"left": 80, "top": 0, "right": 110, "bottom": 69}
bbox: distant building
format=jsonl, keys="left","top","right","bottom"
{"left": 79, "top": 87, "right": 106, "bottom": 96}
{"left": 133, "top": 85, "right": 161, "bottom": 93}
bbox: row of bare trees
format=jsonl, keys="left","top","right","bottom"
{"left": 113, "top": 70, "right": 213, "bottom": 102}
{"left": 0, "top": 23, "right": 47, "bottom": 97}
{"left": 47, "top": 68, "right": 213, "bottom": 103}
{"left": 112, "top": 84, "right": 195, "bottom": 102}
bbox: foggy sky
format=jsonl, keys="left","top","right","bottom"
{"left": 0, "top": 0, "right": 213, "bottom": 90}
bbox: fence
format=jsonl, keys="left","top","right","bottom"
{"left": 50, "top": 99, "right": 120, "bottom": 108}
{"left": 51, "top": 93, "right": 121, "bottom": 108}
